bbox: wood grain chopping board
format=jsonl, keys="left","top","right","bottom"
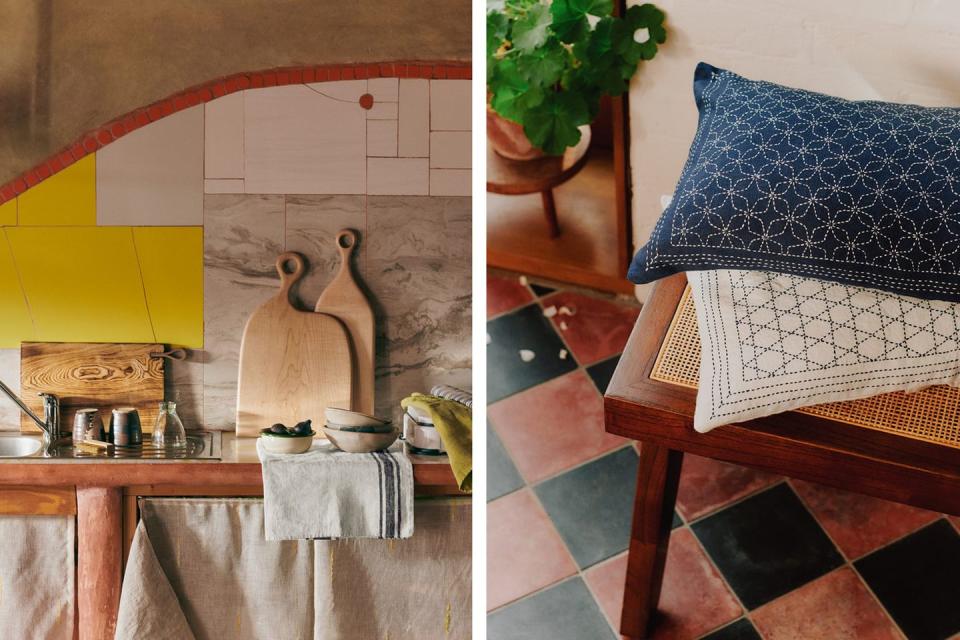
{"left": 20, "top": 342, "right": 164, "bottom": 434}
{"left": 236, "top": 251, "right": 353, "bottom": 437}
{"left": 314, "top": 229, "right": 375, "bottom": 415}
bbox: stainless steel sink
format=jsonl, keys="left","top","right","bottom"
{"left": 0, "top": 436, "right": 42, "bottom": 458}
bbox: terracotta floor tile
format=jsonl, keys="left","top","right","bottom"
{"left": 584, "top": 529, "right": 742, "bottom": 639}
{"left": 488, "top": 273, "right": 533, "bottom": 317}
{"left": 676, "top": 454, "right": 781, "bottom": 522}
{"left": 487, "top": 488, "right": 578, "bottom": 611}
{"left": 752, "top": 567, "right": 901, "bottom": 640}
{"left": 542, "top": 291, "right": 639, "bottom": 365}
{"left": 792, "top": 479, "right": 940, "bottom": 560}
{"left": 489, "top": 371, "right": 627, "bottom": 483}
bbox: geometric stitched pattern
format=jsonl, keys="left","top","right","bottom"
{"left": 729, "top": 271, "right": 960, "bottom": 382}
{"left": 651, "top": 282, "right": 960, "bottom": 449}
{"left": 630, "top": 63, "right": 960, "bottom": 302}
{"left": 686, "top": 270, "right": 960, "bottom": 432}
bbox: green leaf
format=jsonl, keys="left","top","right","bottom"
{"left": 489, "top": 58, "right": 546, "bottom": 122}
{"left": 550, "top": 0, "right": 612, "bottom": 43}
{"left": 487, "top": 11, "right": 510, "bottom": 59}
{"left": 512, "top": 3, "right": 552, "bottom": 51}
{"left": 515, "top": 39, "right": 567, "bottom": 89}
{"left": 523, "top": 92, "right": 590, "bottom": 155}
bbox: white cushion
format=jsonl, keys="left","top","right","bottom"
{"left": 688, "top": 269, "right": 960, "bottom": 432}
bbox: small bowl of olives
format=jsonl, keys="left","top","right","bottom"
{"left": 259, "top": 420, "right": 316, "bottom": 454}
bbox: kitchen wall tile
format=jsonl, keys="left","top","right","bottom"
{"left": 244, "top": 85, "right": 366, "bottom": 194}
{"left": 430, "top": 131, "right": 471, "bottom": 168}
{"left": 307, "top": 79, "right": 367, "bottom": 103}
{"left": 133, "top": 227, "right": 204, "bottom": 348}
{"left": 284, "top": 194, "right": 366, "bottom": 309}
{"left": 204, "top": 91, "right": 244, "bottom": 179}
{"left": 8, "top": 226, "right": 154, "bottom": 343}
{"left": 398, "top": 79, "right": 429, "bottom": 157}
{"left": 366, "top": 195, "right": 471, "bottom": 423}
{"left": 204, "top": 179, "right": 245, "bottom": 194}
{"left": 0, "top": 230, "right": 34, "bottom": 349}
{"left": 0, "top": 349, "right": 20, "bottom": 430}
{"left": 367, "top": 158, "right": 428, "bottom": 195}
{"left": 429, "top": 169, "right": 471, "bottom": 196}
{"left": 203, "top": 194, "right": 285, "bottom": 429}
{"left": 366, "top": 102, "right": 399, "bottom": 120}
{"left": 18, "top": 154, "right": 96, "bottom": 226}
{"left": 367, "top": 120, "right": 399, "bottom": 157}
{"left": 97, "top": 106, "right": 204, "bottom": 226}
{"left": 165, "top": 354, "right": 205, "bottom": 429}
{"left": 368, "top": 78, "right": 399, "bottom": 102}
{"left": 0, "top": 199, "right": 16, "bottom": 225}
{"left": 430, "top": 80, "right": 471, "bottom": 131}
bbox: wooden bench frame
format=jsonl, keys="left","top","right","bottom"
{"left": 604, "top": 274, "right": 960, "bottom": 639}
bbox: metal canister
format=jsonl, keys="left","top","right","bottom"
{"left": 110, "top": 408, "right": 142, "bottom": 446}
{"left": 73, "top": 408, "right": 104, "bottom": 443}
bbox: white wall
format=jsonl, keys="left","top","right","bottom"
{"left": 628, "top": 0, "right": 960, "bottom": 300}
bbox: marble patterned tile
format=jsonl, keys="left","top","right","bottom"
{"left": 97, "top": 105, "right": 204, "bottom": 225}
{"left": 244, "top": 85, "right": 366, "bottom": 195}
{"left": 430, "top": 80, "right": 471, "bottom": 131}
{"left": 204, "top": 91, "right": 244, "bottom": 179}
{"left": 283, "top": 195, "right": 366, "bottom": 309}
{"left": 0, "top": 349, "right": 20, "bottom": 430}
{"left": 398, "top": 79, "right": 429, "bottom": 157}
{"left": 366, "top": 195, "right": 472, "bottom": 423}
{"left": 202, "top": 194, "right": 285, "bottom": 429}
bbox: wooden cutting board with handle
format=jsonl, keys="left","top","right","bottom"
{"left": 20, "top": 342, "right": 165, "bottom": 434}
{"left": 236, "top": 251, "right": 353, "bottom": 437}
{"left": 314, "top": 229, "right": 375, "bottom": 415}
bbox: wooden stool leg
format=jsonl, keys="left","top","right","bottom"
{"left": 540, "top": 189, "right": 561, "bottom": 237}
{"left": 621, "top": 443, "right": 684, "bottom": 639}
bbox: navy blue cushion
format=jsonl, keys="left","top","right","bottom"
{"left": 629, "top": 63, "right": 960, "bottom": 302}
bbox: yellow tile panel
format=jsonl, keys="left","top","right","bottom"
{"left": 17, "top": 155, "right": 96, "bottom": 226}
{"left": 0, "top": 199, "right": 16, "bottom": 226}
{"left": 7, "top": 227, "right": 155, "bottom": 343}
{"left": 0, "top": 231, "right": 35, "bottom": 348}
{"left": 133, "top": 227, "right": 203, "bottom": 348}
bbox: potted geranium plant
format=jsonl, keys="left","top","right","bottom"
{"left": 487, "top": 0, "right": 666, "bottom": 159}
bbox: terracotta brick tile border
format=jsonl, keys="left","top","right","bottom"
{"left": 0, "top": 60, "right": 470, "bottom": 205}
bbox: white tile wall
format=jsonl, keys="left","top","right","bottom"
{"left": 430, "top": 169, "right": 471, "bottom": 196}
{"left": 244, "top": 85, "right": 366, "bottom": 194}
{"left": 97, "top": 105, "right": 204, "bottom": 225}
{"left": 367, "top": 120, "right": 399, "bottom": 157}
{"left": 398, "top": 79, "right": 430, "bottom": 157}
{"left": 367, "top": 158, "right": 429, "bottom": 195}
{"left": 430, "top": 80, "right": 471, "bottom": 131}
{"left": 430, "top": 132, "right": 471, "bottom": 169}
{"left": 204, "top": 91, "right": 244, "bottom": 179}
{"left": 368, "top": 78, "right": 399, "bottom": 102}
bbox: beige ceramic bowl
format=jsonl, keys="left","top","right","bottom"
{"left": 259, "top": 432, "right": 315, "bottom": 454}
{"left": 324, "top": 407, "right": 390, "bottom": 429}
{"left": 322, "top": 426, "right": 399, "bottom": 453}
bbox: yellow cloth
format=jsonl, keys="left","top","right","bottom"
{"left": 401, "top": 393, "right": 472, "bottom": 493}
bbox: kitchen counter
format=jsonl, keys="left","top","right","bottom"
{"left": 0, "top": 432, "right": 458, "bottom": 488}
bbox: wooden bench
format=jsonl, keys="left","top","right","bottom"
{"left": 603, "top": 273, "right": 960, "bottom": 639}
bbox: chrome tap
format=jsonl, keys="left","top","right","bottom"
{"left": 0, "top": 378, "right": 61, "bottom": 456}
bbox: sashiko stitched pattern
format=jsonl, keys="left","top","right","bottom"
{"left": 631, "top": 63, "right": 960, "bottom": 302}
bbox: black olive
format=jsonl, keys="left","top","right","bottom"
{"left": 269, "top": 423, "right": 288, "bottom": 434}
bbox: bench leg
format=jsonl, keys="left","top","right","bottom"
{"left": 540, "top": 189, "right": 561, "bottom": 237}
{"left": 621, "top": 443, "right": 684, "bottom": 639}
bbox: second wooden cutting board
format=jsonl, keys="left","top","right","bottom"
{"left": 236, "top": 252, "right": 354, "bottom": 437}
{"left": 314, "top": 229, "right": 375, "bottom": 415}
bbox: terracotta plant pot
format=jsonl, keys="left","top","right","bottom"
{"left": 487, "top": 107, "right": 545, "bottom": 161}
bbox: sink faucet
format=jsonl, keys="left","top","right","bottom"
{"left": 0, "top": 378, "right": 61, "bottom": 456}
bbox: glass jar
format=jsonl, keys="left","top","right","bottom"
{"left": 152, "top": 401, "right": 186, "bottom": 448}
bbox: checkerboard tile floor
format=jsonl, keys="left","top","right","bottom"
{"left": 486, "top": 271, "right": 960, "bottom": 640}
